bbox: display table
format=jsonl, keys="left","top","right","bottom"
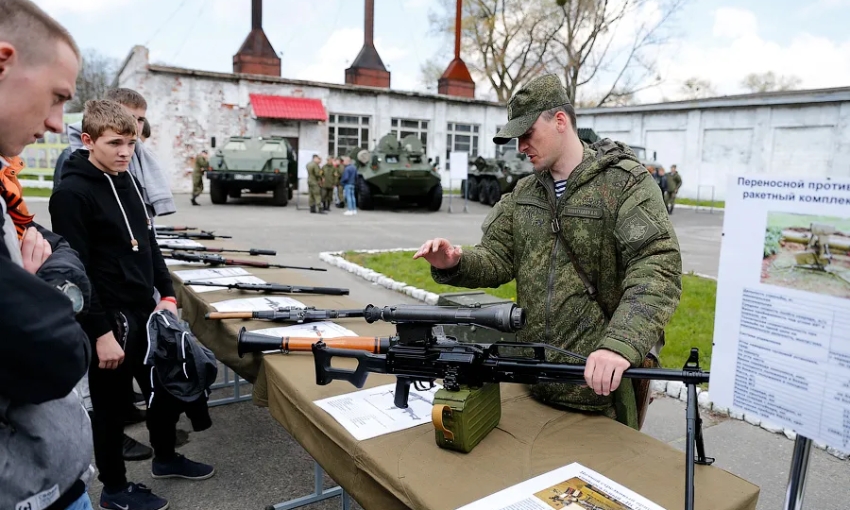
{"left": 167, "top": 256, "right": 760, "bottom": 510}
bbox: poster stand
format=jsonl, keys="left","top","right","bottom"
{"left": 783, "top": 436, "right": 812, "bottom": 509}
{"left": 447, "top": 179, "right": 468, "bottom": 214}
{"left": 448, "top": 151, "right": 469, "bottom": 214}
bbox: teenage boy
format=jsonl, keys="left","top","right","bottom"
{"left": 50, "top": 99, "right": 214, "bottom": 510}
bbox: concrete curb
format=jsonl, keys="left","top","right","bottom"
{"left": 320, "top": 247, "right": 848, "bottom": 461}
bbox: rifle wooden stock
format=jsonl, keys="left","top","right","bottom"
{"left": 207, "top": 311, "right": 253, "bottom": 320}
{"left": 237, "top": 327, "right": 392, "bottom": 357}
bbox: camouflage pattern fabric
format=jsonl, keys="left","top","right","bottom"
{"left": 306, "top": 161, "right": 322, "bottom": 207}
{"left": 431, "top": 139, "right": 682, "bottom": 430}
{"left": 192, "top": 155, "right": 208, "bottom": 197}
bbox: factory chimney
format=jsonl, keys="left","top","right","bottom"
{"left": 345, "top": 0, "right": 391, "bottom": 88}
{"left": 233, "top": 0, "right": 281, "bottom": 77}
{"left": 438, "top": 0, "right": 475, "bottom": 98}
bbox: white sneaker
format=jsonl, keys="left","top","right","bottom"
{"left": 344, "top": 210, "right": 352, "bottom": 216}
{"left": 353, "top": 210, "right": 357, "bottom": 215}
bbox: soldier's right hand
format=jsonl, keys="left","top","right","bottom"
{"left": 413, "top": 238, "right": 462, "bottom": 269}
{"left": 95, "top": 332, "right": 125, "bottom": 370}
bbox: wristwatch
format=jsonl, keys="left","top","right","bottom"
{"left": 56, "top": 280, "right": 84, "bottom": 314}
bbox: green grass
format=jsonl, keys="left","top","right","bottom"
{"left": 766, "top": 211, "right": 850, "bottom": 231}
{"left": 22, "top": 187, "right": 52, "bottom": 197}
{"left": 341, "top": 249, "right": 717, "bottom": 371}
{"left": 676, "top": 198, "right": 725, "bottom": 209}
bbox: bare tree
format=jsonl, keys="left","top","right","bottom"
{"left": 548, "top": 0, "right": 685, "bottom": 107}
{"left": 65, "top": 49, "right": 119, "bottom": 113}
{"left": 418, "top": 58, "right": 447, "bottom": 92}
{"left": 426, "top": 0, "right": 686, "bottom": 105}
{"left": 678, "top": 76, "right": 716, "bottom": 100}
{"left": 740, "top": 71, "right": 803, "bottom": 93}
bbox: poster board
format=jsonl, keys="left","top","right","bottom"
{"left": 449, "top": 151, "right": 469, "bottom": 181}
{"left": 710, "top": 175, "right": 850, "bottom": 455}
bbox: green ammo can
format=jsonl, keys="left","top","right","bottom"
{"left": 431, "top": 382, "right": 501, "bottom": 453}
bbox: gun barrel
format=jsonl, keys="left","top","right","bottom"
{"left": 237, "top": 327, "right": 392, "bottom": 357}
{"left": 364, "top": 302, "right": 525, "bottom": 333}
{"left": 490, "top": 359, "right": 710, "bottom": 384}
{"left": 207, "top": 308, "right": 365, "bottom": 322}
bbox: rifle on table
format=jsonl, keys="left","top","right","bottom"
{"left": 182, "top": 280, "right": 349, "bottom": 296}
{"left": 167, "top": 251, "right": 325, "bottom": 271}
{"left": 159, "top": 245, "right": 276, "bottom": 256}
{"left": 237, "top": 302, "right": 714, "bottom": 510}
{"left": 209, "top": 306, "right": 364, "bottom": 324}
{"left": 156, "top": 232, "right": 231, "bottom": 240}
{"left": 155, "top": 225, "right": 197, "bottom": 232}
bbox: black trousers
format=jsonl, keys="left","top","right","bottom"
{"left": 89, "top": 304, "right": 182, "bottom": 490}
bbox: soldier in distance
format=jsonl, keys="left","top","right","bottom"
{"left": 414, "top": 74, "right": 682, "bottom": 430}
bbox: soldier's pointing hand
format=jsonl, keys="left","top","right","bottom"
{"left": 413, "top": 238, "right": 462, "bottom": 270}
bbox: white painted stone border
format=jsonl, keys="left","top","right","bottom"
{"left": 320, "top": 247, "right": 848, "bottom": 461}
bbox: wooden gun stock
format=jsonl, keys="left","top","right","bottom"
{"left": 237, "top": 327, "right": 392, "bottom": 357}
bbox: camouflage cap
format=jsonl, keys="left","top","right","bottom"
{"left": 493, "top": 74, "right": 571, "bottom": 145}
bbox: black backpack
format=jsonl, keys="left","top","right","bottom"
{"left": 145, "top": 310, "right": 218, "bottom": 404}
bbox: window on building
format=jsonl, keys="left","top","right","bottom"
{"left": 390, "top": 118, "right": 428, "bottom": 152}
{"left": 495, "top": 125, "right": 518, "bottom": 155}
{"left": 445, "top": 122, "right": 479, "bottom": 169}
{"left": 328, "top": 114, "right": 371, "bottom": 158}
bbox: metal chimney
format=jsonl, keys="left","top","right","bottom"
{"left": 233, "top": 0, "right": 281, "bottom": 77}
{"left": 438, "top": 0, "right": 475, "bottom": 98}
{"left": 345, "top": 0, "right": 391, "bottom": 88}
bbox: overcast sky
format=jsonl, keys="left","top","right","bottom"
{"left": 34, "top": 0, "right": 850, "bottom": 104}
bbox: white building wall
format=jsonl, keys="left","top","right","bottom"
{"left": 579, "top": 99, "right": 850, "bottom": 201}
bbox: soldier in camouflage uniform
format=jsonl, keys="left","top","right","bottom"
{"left": 334, "top": 157, "right": 346, "bottom": 208}
{"left": 191, "top": 149, "right": 209, "bottom": 206}
{"left": 320, "top": 157, "right": 336, "bottom": 212}
{"left": 665, "top": 165, "right": 682, "bottom": 214}
{"left": 414, "top": 74, "right": 682, "bottom": 430}
{"left": 306, "top": 155, "right": 325, "bottom": 214}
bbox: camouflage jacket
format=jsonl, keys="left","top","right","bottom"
{"left": 193, "top": 156, "right": 208, "bottom": 173}
{"left": 432, "top": 139, "right": 682, "bottom": 428}
{"left": 306, "top": 162, "right": 321, "bottom": 185}
{"left": 669, "top": 172, "right": 682, "bottom": 193}
{"left": 320, "top": 164, "right": 336, "bottom": 188}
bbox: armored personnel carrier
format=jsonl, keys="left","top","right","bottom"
{"left": 462, "top": 149, "right": 533, "bottom": 206}
{"left": 206, "top": 136, "right": 296, "bottom": 206}
{"left": 348, "top": 133, "right": 443, "bottom": 211}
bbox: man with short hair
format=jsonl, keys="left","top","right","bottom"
{"left": 306, "top": 154, "right": 325, "bottom": 214}
{"left": 665, "top": 164, "right": 682, "bottom": 214}
{"left": 320, "top": 155, "right": 336, "bottom": 212}
{"left": 0, "top": 2, "right": 97, "bottom": 509}
{"left": 60, "top": 88, "right": 177, "bottom": 218}
{"left": 414, "top": 74, "right": 682, "bottom": 430}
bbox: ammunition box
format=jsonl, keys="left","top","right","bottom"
{"left": 436, "top": 291, "right": 517, "bottom": 343}
{"left": 431, "top": 382, "right": 501, "bottom": 453}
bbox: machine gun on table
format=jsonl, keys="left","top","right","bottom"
{"left": 167, "top": 251, "right": 325, "bottom": 272}
{"left": 159, "top": 244, "right": 276, "bottom": 256}
{"left": 208, "top": 306, "right": 364, "bottom": 325}
{"left": 182, "top": 280, "right": 349, "bottom": 296}
{"left": 236, "top": 302, "right": 715, "bottom": 510}
{"left": 156, "top": 231, "right": 231, "bottom": 241}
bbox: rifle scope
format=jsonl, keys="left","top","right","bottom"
{"left": 363, "top": 303, "right": 525, "bottom": 333}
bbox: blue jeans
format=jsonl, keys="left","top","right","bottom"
{"left": 344, "top": 184, "right": 356, "bottom": 211}
{"left": 65, "top": 492, "right": 94, "bottom": 510}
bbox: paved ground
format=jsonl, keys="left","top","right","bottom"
{"left": 27, "top": 193, "right": 845, "bottom": 510}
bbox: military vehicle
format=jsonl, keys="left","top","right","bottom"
{"left": 347, "top": 133, "right": 443, "bottom": 211}
{"left": 206, "top": 136, "right": 297, "bottom": 206}
{"left": 462, "top": 149, "right": 533, "bottom": 206}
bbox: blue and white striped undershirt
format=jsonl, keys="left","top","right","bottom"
{"left": 554, "top": 180, "right": 567, "bottom": 199}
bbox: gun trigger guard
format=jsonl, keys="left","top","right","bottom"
{"left": 432, "top": 404, "right": 454, "bottom": 442}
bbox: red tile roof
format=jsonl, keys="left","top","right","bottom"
{"left": 249, "top": 93, "right": 327, "bottom": 121}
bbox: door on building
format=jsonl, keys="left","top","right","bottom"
{"left": 285, "top": 137, "right": 299, "bottom": 192}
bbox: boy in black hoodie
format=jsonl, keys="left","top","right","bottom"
{"left": 50, "top": 100, "right": 214, "bottom": 510}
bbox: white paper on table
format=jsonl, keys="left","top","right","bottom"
{"left": 173, "top": 267, "right": 250, "bottom": 281}
{"left": 709, "top": 175, "right": 850, "bottom": 455}
{"left": 156, "top": 238, "right": 204, "bottom": 248}
{"left": 455, "top": 462, "right": 665, "bottom": 510}
{"left": 187, "top": 276, "right": 266, "bottom": 293}
{"left": 313, "top": 383, "right": 442, "bottom": 441}
{"left": 164, "top": 258, "right": 205, "bottom": 267}
{"left": 210, "top": 296, "right": 307, "bottom": 312}
{"left": 251, "top": 321, "right": 358, "bottom": 339}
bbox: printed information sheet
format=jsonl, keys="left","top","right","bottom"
{"left": 252, "top": 321, "right": 358, "bottom": 339}
{"left": 711, "top": 175, "right": 850, "bottom": 454}
{"left": 164, "top": 258, "right": 204, "bottom": 267}
{"left": 314, "top": 382, "right": 441, "bottom": 441}
{"left": 210, "top": 296, "right": 307, "bottom": 312}
{"left": 455, "top": 462, "right": 665, "bottom": 510}
{"left": 173, "top": 267, "right": 250, "bottom": 280}
{"left": 156, "top": 238, "right": 204, "bottom": 248}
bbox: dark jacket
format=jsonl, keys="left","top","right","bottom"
{"left": 0, "top": 198, "right": 94, "bottom": 510}
{"left": 52, "top": 146, "right": 73, "bottom": 192}
{"left": 340, "top": 164, "right": 357, "bottom": 186}
{"left": 49, "top": 150, "right": 175, "bottom": 342}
